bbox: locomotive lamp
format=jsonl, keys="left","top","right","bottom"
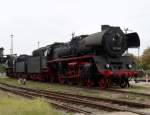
{"left": 105, "top": 64, "right": 110, "bottom": 69}
{"left": 128, "top": 64, "right": 132, "bottom": 69}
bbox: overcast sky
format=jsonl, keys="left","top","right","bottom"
{"left": 0, "top": 0, "right": 149, "bottom": 56}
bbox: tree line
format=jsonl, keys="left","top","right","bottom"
{"left": 129, "top": 47, "right": 150, "bottom": 70}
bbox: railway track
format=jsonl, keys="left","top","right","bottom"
{"left": 69, "top": 83, "right": 150, "bottom": 98}
{"left": 46, "top": 82, "right": 150, "bottom": 98}
{"left": 0, "top": 82, "right": 150, "bottom": 115}
{"left": 0, "top": 83, "right": 92, "bottom": 114}
{"left": 108, "top": 88, "right": 150, "bottom": 97}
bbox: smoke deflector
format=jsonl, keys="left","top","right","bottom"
{"left": 126, "top": 32, "right": 140, "bottom": 48}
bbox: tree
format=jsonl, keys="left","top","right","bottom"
{"left": 141, "top": 47, "right": 150, "bottom": 70}
{"left": 124, "top": 53, "right": 138, "bottom": 63}
{"left": 124, "top": 53, "right": 141, "bottom": 69}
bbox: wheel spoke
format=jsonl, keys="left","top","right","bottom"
{"left": 58, "top": 77, "right": 65, "bottom": 84}
{"left": 49, "top": 76, "right": 54, "bottom": 83}
{"left": 67, "top": 79, "right": 74, "bottom": 85}
{"left": 120, "top": 78, "right": 128, "bottom": 88}
{"left": 99, "top": 78, "right": 107, "bottom": 89}
{"left": 86, "top": 79, "right": 93, "bottom": 87}
{"left": 107, "top": 79, "right": 112, "bottom": 88}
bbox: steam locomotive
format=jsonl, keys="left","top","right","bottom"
{"left": 6, "top": 25, "right": 140, "bottom": 89}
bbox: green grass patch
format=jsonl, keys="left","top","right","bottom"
{"left": 0, "top": 95, "right": 65, "bottom": 115}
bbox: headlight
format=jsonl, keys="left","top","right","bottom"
{"left": 105, "top": 64, "right": 110, "bottom": 69}
{"left": 128, "top": 64, "right": 132, "bottom": 69}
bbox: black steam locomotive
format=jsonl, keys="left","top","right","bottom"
{"left": 7, "top": 25, "right": 140, "bottom": 89}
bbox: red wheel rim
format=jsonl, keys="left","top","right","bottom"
{"left": 58, "top": 77, "right": 65, "bottom": 84}
{"left": 99, "top": 78, "right": 107, "bottom": 89}
{"left": 37, "top": 74, "right": 41, "bottom": 81}
{"left": 86, "top": 79, "right": 93, "bottom": 87}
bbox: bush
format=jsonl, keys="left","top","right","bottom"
{"left": 0, "top": 65, "right": 6, "bottom": 72}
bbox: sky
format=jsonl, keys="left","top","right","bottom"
{"left": 0, "top": 0, "right": 149, "bottom": 56}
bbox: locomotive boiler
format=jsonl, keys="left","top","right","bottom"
{"left": 9, "top": 25, "right": 140, "bottom": 89}
{"left": 51, "top": 25, "right": 139, "bottom": 58}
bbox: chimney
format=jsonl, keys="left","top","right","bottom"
{"left": 101, "top": 25, "right": 110, "bottom": 31}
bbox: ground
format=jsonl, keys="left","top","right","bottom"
{"left": 1, "top": 77, "right": 150, "bottom": 115}
{"left": 1, "top": 77, "right": 150, "bottom": 104}
{"left": 131, "top": 80, "right": 150, "bottom": 90}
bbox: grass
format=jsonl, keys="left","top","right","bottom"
{"left": 1, "top": 77, "right": 150, "bottom": 103}
{"left": 0, "top": 91, "right": 66, "bottom": 115}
